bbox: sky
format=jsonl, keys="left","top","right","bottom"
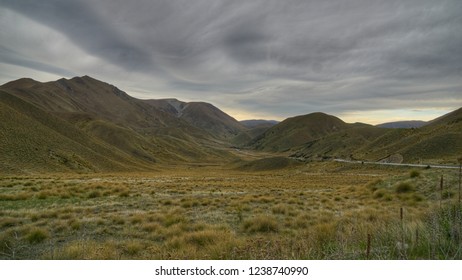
{"left": 0, "top": 0, "right": 461, "bottom": 124}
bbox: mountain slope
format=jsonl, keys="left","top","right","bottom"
{"left": 147, "top": 99, "right": 247, "bottom": 140}
{"left": 240, "top": 120, "right": 279, "bottom": 129}
{"left": 362, "top": 107, "right": 462, "bottom": 163}
{"left": 0, "top": 91, "right": 152, "bottom": 173}
{"left": 289, "top": 123, "right": 390, "bottom": 161}
{"left": 287, "top": 108, "right": 462, "bottom": 164}
{"left": 377, "top": 120, "right": 427, "bottom": 129}
{"left": 247, "top": 107, "right": 462, "bottom": 164}
{"left": 0, "top": 76, "right": 237, "bottom": 173}
{"left": 249, "top": 112, "right": 348, "bottom": 152}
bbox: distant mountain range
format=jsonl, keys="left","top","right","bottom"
{"left": 377, "top": 120, "right": 427, "bottom": 129}
{"left": 1, "top": 76, "right": 461, "bottom": 173}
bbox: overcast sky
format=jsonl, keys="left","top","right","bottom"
{"left": 0, "top": 0, "right": 461, "bottom": 123}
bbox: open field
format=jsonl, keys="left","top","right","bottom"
{"left": 1, "top": 162, "right": 461, "bottom": 259}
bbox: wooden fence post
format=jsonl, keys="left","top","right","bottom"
{"left": 440, "top": 175, "right": 444, "bottom": 208}
{"left": 366, "top": 233, "right": 371, "bottom": 259}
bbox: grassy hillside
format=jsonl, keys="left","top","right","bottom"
{"left": 290, "top": 124, "right": 390, "bottom": 161}
{"left": 248, "top": 107, "right": 462, "bottom": 164}
{"left": 1, "top": 75, "right": 460, "bottom": 173}
{"left": 0, "top": 77, "right": 237, "bottom": 174}
{"left": 249, "top": 112, "right": 349, "bottom": 152}
{"left": 363, "top": 109, "right": 462, "bottom": 163}
{"left": 0, "top": 92, "right": 150, "bottom": 173}
{"left": 148, "top": 99, "right": 247, "bottom": 141}
{"left": 289, "top": 108, "right": 462, "bottom": 164}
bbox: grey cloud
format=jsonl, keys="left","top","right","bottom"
{"left": 0, "top": 0, "right": 461, "bottom": 120}
{"left": 1, "top": 0, "right": 155, "bottom": 72}
{"left": 0, "top": 46, "right": 75, "bottom": 77}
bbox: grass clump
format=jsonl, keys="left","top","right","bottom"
{"left": 394, "top": 181, "right": 415, "bottom": 193}
{"left": 373, "top": 189, "right": 387, "bottom": 199}
{"left": 410, "top": 170, "right": 421, "bottom": 178}
{"left": 242, "top": 215, "right": 279, "bottom": 233}
{"left": 0, "top": 217, "right": 20, "bottom": 229}
{"left": 88, "top": 190, "right": 101, "bottom": 198}
{"left": 366, "top": 179, "right": 383, "bottom": 192}
{"left": 26, "top": 228, "right": 50, "bottom": 244}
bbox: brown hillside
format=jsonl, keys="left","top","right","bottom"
{"left": 289, "top": 107, "right": 462, "bottom": 164}
{"left": 147, "top": 99, "right": 247, "bottom": 141}
{"left": 249, "top": 112, "right": 348, "bottom": 152}
{"left": 0, "top": 76, "right": 237, "bottom": 173}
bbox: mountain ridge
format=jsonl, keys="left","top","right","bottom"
{"left": 377, "top": 120, "right": 427, "bottom": 129}
{"left": 1, "top": 75, "right": 461, "bottom": 173}
{"left": 0, "top": 76, "right": 240, "bottom": 173}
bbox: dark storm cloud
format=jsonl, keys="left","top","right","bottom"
{"left": 0, "top": 0, "right": 461, "bottom": 121}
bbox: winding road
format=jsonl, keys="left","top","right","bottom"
{"left": 334, "top": 158, "right": 461, "bottom": 170}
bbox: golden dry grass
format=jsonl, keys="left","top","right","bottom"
{"left": 0, "top": 162, "right": 460, "bottom": 259}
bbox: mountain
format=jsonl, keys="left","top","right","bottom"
{"left": 289, "top": 123, "right": 389, "bottom": 161}
{"left": 1, "top": 75, "right": 461, "bottom": 173}
{"left": 240, "top": 120, "right": 279, "bottom": 128}
{"left": 377, "top": 120, "right": 427, "bottom": 129}
{"left": 376, "top": 107, "right": 462, "bottom": 163}
{"left": 249, "top": 107, "right": 462, "bottom": 164}
{"left": 249, "top": 112, "right": 348, "bottom": 152}
{"left": 0, "top": 76, "right": 236, "bottom": 173}
{"left": 147, "top": 99, "right": 246, "bottom": 140}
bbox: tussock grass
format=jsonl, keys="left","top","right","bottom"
{"left": 242, "top": 215, "right": 280, "bottom": 233}
{"left": 410, "top": 170, "right": 421, "bottom": 178}
{"left": 0, "top": 164, "right": 460, "bottom": 259}
{"left": 25, "top": 228, "right": 49, "bottom": 244}
{"left": 395, "top": 181, "right": 415, "bottom": 193}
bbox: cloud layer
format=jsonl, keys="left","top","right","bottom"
{"left": 1, "top": 0, "right": 461, "bottom": 122}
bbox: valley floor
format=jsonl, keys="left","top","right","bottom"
{"left": 1, "top": 162, "right": 461, "bottom": 259}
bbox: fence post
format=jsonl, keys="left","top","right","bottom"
{"left": 440, "top": 175, "right": 444, "bottom": 208}
{"left": 458, "top": 161, "right": 461, "bottom": 204}
{"left": 366, "top": 233, "right": 371, "bottom": 259}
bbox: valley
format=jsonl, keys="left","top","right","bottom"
{"left": 1, "top": 76, "right": 461, "bottom": 260}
